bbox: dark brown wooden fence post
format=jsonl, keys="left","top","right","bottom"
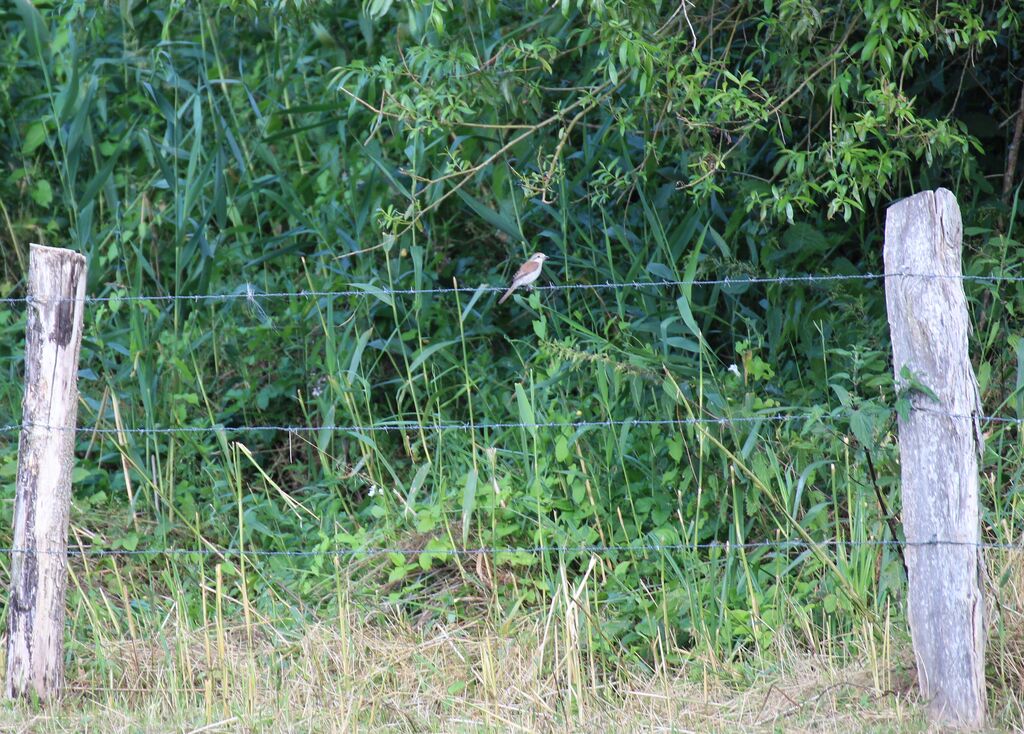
{"left": 6, "top": 244, "right": 87, "bottom": 701}
{"left": 885, "top": 188, "right": 986, "bottom": 728}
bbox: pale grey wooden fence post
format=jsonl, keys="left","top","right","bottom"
{"left": 6, "top": 244, "right": 87, "bottom": 701}
{"left": 885, "top": 188, "right": 986, "bottom": 728}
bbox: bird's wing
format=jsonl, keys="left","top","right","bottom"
{"left": 512, "top": 259, "right": 541, "bottom": 281}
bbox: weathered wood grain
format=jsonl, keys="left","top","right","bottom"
{"left": 6, "top": 244, "right": 87, "bottom": 701}
{"left": 884, "top": 188, "right": 985, "bottom": 728}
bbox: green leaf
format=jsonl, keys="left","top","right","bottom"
{"left": 461, "top": 284, "right": 488, "bottom": 323}
{"left": 22, "top": 121, "right": 47, "bottom": 154}
{"left": 12, "top": 0, "right": 51, "bottom": 62}
{"left": 555, "top": 436, "right": 569, "bottom": 463}
{"left": 618, "top": 419, "right": 633, "bottom": 458}
{"left": 55, "top": 56, "right": 81, "bottom": 124}
{"left": 387, "top": 564, "right": 408, "bottom": 584}
{"left": 849, "top": 408, "right": 874, "bottom": 449}
{"left": 461, "top": 468, "right": 477, "bottom": 546}
{"left": 781, "top": 222, "right": 827, "bottom": 255}
{"left": 30, "top": 179, "right": 52, "bottom": 206}
{"left": 978, "top": 361, "right": 991, "bottom": 395}
{"left": 317, "top": 404, "right": 336, "bottom": 453}
{"left": 1016, "top": 339, "right": 1024, "bottom": 418}
{"left": 898, "top": 365, "right": 940, "bottom": 404}
{"left": 418, "top": 538, "right": 452, "bottom": 571}
{"left": 455, "top": 188, "right": 522, "bottom": 242}
{"left": 823, "top": 593, "right": 838, "bottom": 614}
{"left": 345, "top": 283, "right": 394, "bottom": 308}
{"left": 409, "top": 339, "right": 458, "bottom": 372}
{"left": 405, "top": 463, "right": 431, "bottom": 511}
{"left": 515, "top": 384, "right": 536, "bottom": 439}
{"left": 79, "top": 146, "right": 125, "bottom": 209}
{"left": 831, "top": 384, "right": 852, "bottom": 408}
{"left": 532, "top": 315, "right": 547, "bottom": 339}
{"left": 348, "top": 328, "right": 372, "bottom": 381}
{"left": 676, "top": 296, "right": 704, "bottom": 345}
{"left": 418, "top": 551, "right": 434, "bottom": 571}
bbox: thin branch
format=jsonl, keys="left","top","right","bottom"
{"left": 1003, "top": 78, "right": 1024, "bottom": 203}
{"left": 863, "top": 447, "right": 907, "bottom": 574}
{"left": 398, "top": 85, "right": 612, "bottom": 232}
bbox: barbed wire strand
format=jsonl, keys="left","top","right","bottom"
{"left": 0, "top": 414, "right": 808, "bottom": 435}
{"left": 0, "top": 405, "right": 1018, "bottom": 437}
{"left": 0, "top": 270, "right": 1019, "bottom": 307}
{"left": 0, "top": 538, "right": 1016, "bottom": 559}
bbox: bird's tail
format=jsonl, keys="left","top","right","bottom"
{"left": 498, "top": 286, "right": 516, "bottom": 304}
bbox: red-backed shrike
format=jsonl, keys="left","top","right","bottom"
{"left": 498, "top": 252, "right": 548, "bottom": 304}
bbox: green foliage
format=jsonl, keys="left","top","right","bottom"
{"left": 1, "top": 0, "right": 1023, "bottom": 671}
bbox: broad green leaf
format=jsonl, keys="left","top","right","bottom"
{"left": 22, "top": 121, "right": 47, "bottom": 154}
{"left": 849, "top": 408, "right": 874, "bottom": 449}
{"left": 409, "top": 339, "right": 458, "bottom": 372}
{"left": 346, "top": 283, "right": 394, "bottom": 308}
{"left": 831, "top": 384, "right": 852, "bottom": 408}
{"left": 676, "top": 296, "right": 704, "bottom": 345}
{"left": 515, "top": 384, "right": 537, "bottom": 439}
{"left": 532, "top": 315, "right": 547, "bottom": 339}
{"left": 668, "top": 436, "right": 683, "bottom": 462}
{"left": 348, "top": 328, "right": 372, "bottom": 380}
{"left": 387, "top": 564, "right": 408, "bottom": 584}
{"left": 30, "top": 180, "right": 52, "bottom": 206}
{"left": 55, "top": 54, "right": 80, "bottom": 123}
{"left": 406, "top": 463, "right": 431, "bottom": 511}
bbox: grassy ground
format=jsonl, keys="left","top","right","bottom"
{"left": 3, "top": 549, "right": 1024, "bottom": 733}
{"left": 0, "top": 609, "right": 935, "bottom": 734}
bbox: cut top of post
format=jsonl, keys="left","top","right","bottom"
{"left": 883, "top": 189, "right": 976, "bottom": 418}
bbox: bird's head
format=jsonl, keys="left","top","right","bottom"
{"left": 530, "top": 252, "right": 548, "bottom": 264}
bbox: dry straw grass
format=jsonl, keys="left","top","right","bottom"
{"left": 4, "top": 550, "right": 1024, "bottom": 732}
{"left": 0, "top": 598, "right": 934, "bottom": 734}
{"left": 0, "top": 617, "right": 931, "bottom": 734}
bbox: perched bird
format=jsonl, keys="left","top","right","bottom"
{"left": 498, "top": 252, "right": 549, "bottom": 304}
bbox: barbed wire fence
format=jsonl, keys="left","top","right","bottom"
{"left": 2, "top": 208, "right": 1015, "bottom": 720}
{"left": 1, "top": 267, "right": 1021, "bottom": 564}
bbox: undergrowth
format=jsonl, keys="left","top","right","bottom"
{"left": 1, "top": 1, "right": 1024, "bottom": 730}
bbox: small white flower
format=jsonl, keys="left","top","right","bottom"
{"left": 367, "top": 485, "right": 381, "bottom": 498}
{"left": 728, "top": 364, "right": 741, "bottom": 378}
